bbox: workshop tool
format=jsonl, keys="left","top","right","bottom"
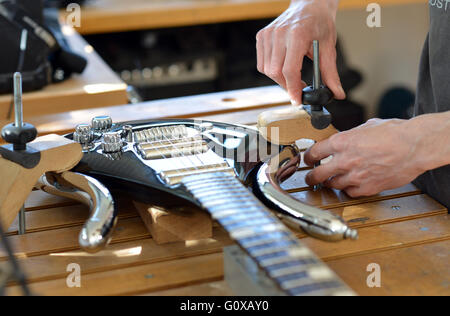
{"left": 0, "top": 73, "right": 117, "bottom": 253}
{"left": 257, "top": 40, "right": 337, "bottom": 145}
{"left": 257, "top": 40, "right": 338, "bottom": 192}
{"left": 44, "top": 116, "right": 357, "bottom": 295}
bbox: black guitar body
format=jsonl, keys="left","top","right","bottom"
{"left": 67, "top": 118, "right": 281, "bottom": 210}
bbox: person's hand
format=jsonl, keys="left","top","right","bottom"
{"left": 256, "top": 0, "right": 345, "bottom": 105}
{"left": 303, "top": 118, "right": 428, "bottom": 197}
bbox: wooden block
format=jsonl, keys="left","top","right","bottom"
{"left": 257, "top": 105, "right": 338, "bottom": 145}
{"left": 133, "top": 202, "right": 212, "bottom": 244}
{"left": 0, "top": 134, "right": 82, "bottom": 230}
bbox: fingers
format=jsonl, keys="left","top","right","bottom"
{"left": 345, "top": 186, "right": 374, "bottom": 198}
{"left": 323, "top": 174, "right": 354, "bottom": 190}
{"left": 305, "top": 159, "right": 341, "bottom": 186}
{"left": 263, "top": 30, "right": 273, "bottom": 77}
{"left": 303, "top": 138, "right": 335, "bottom": 167}
{"left": 283, "top": 37, "right": 308, "bottom": 104}
{"left": 320, "top": 43, "right": 345, "bottom": 100}
{"left": 256, "top": 31, "right": 265, "bottom": 73}
{"left": 268, "top": 31, "right": 287, "bottom": 89}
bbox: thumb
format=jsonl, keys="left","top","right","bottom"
{"left": 320, "top": 45, "right": 346, "bottom": 100}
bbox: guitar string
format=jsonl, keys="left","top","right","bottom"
{"left": 160, "top": 126, "right": 208, "bottom": 169}
{"left": 138, "top": 127, "right": 189, "bottom": 174}
{"left": 139, "top": 125, "right": 204, "bottom": 178}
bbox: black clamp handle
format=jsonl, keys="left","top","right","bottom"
{"left": 301, "top": 40, "right": 334, "bottom": 130}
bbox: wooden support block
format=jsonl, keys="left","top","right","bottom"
{"left": 133, "top": 202, "right": 212, "bottom": 244}
{"left": 0, "top": 134, "right": 82, "bottom": 230}
{"left": 257, "top": 106, "right": 338, "bottom": 145}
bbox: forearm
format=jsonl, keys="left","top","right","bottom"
{"left": 406, "top": 111, "right": 450, "bottom": 171}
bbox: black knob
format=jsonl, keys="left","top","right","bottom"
{"left": 1, "top": 72, "right": 37, "bottom": 151}
{"left": 1, "top": 123, "right": 37, "bottom": 151}
{"left": 302, "top": 85, "right": 334, "bottom": 108}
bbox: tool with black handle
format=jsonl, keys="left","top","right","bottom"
{"left": 258, "top": 39, "right": 337, "bottom": 145}
{"left": 0, "top": 73, "right": 118, "bottom": 254}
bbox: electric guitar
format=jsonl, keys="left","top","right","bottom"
{"left": 39, "top": 117, "right": 357, "bottom": 296}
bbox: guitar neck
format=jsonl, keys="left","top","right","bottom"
{"left": 182, "top": 172, "right": 355, "bottom": 296}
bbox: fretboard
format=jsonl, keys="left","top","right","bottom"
{"left": 182, "top": 172, "right": 355, "bottom": 296}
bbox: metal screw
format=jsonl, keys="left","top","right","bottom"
{"left": 312, "top": 40, "right": 320, "bottom": 91}
{"left": 13, "top": 73, "right": 26, "bottom": 235}
{"left": 13, "top": 73, "right": 23, "bottom": 129}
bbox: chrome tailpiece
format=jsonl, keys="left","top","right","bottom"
{"left": 36, "top": 171, "right": 118, "bottom": 253}
{"left": 256, "top": 146, "right": 358, "bottom": 242}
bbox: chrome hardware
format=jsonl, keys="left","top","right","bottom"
{"left": 199, "top": 122, "right": 214, "bottom": 132}
{"left": 36, "top": 172, "right": 118, "bottom": 253}
{"left": 101, "top": 132, "right": 123, "bottom": 153}
{"left": 133, "top": 125, "right": 189, "bottom": 143}
{"left": 73, "top": 124, "right": 93, "bottom": 150}
{"left": 122, "top": 125, "right": 134, "bottom": 142}
{"left": 92, "top": 116, "right": 113, "bottom": 132}
{"left": 256, "top": 146, "right": 358, "bottom": 242}
{"left": 137, "top": 137, "right": 208, "bottom": 160}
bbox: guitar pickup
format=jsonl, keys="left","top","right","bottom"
{"left": 136, "top": 137, "right": 209, "bottom": 160}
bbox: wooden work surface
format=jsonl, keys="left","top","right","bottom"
{"left": 2, "top": 86, "right": 449, "bottom": 296}
{"left": 61, "top": 0, "right": 428, "bottom": 35}
{"left": 0, "top": 26, "right": 128, "bottom": 121}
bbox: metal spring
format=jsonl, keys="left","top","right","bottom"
{"left": 133, "top": 125, "right": 188, "bottom": 143}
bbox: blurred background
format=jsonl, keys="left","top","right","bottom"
{"left": 0, "top": 0, "right": 429, "bottom": 129}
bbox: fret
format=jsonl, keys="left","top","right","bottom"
{"left": 223, "top": 216, "right": 276, "bottom": 231}
{"left": 259, "top": 254, "right": 303, "bottom": 268}
{"left": 211, "top": 206, "right": 263, "bottom": 219}
{"left": 239, "top": 231, "right": 291, "bottom": 248}
{"left": 288, "top": 281, "right": 343, "bottom": 296}
{"left": 218, "top": 211, "right": 267, "bottom": 226}
{"left": 280, "top": 267, "right": 336, "bottom": 290}
{"left": 265, "top": 259, "right": 318, "bottom": 272}
{"left": 270, "top": 266, "right": 310, "bottom": 280}
{"left": 206, "top": 200, "right": 262, "bottom": 212}
{"left": 196, "top": 191, "right": 251, "bottom": 201}
{"left": 248, "top": 241, "right": 297, "bottom": 257}
{"left": 229, "top": 223, "right": 286, "bottom": 240}
{"left": 190, "top": 185, "right": 247, "bottom": 195}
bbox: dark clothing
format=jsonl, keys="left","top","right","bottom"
{"left": 413, "top": 1, "right": 450, "bottom": 209}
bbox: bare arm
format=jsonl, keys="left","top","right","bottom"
{"left": 303, "top": 111, "right": 450, "bottom": 197}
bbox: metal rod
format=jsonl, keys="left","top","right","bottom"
{"left": 18, "top": 206, "right": 26, "bottom": 235}
{"left": 312, "top": 40, "right": 320, "bottom": 90}
{"left": 13, "top": 72, "right": 27, "bottom": 234}
{"left": 13, "top": 72, "right": 23, "bottom": 128}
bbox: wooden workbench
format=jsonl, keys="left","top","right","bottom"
{"left": 1, "top": 86, "right": 449, "bottom": 296}
{"left": 61, "top": 0, "right": 428, "bottom": 35}
{"left": 0, "top": 26, "right": 128, "bottom": 121}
